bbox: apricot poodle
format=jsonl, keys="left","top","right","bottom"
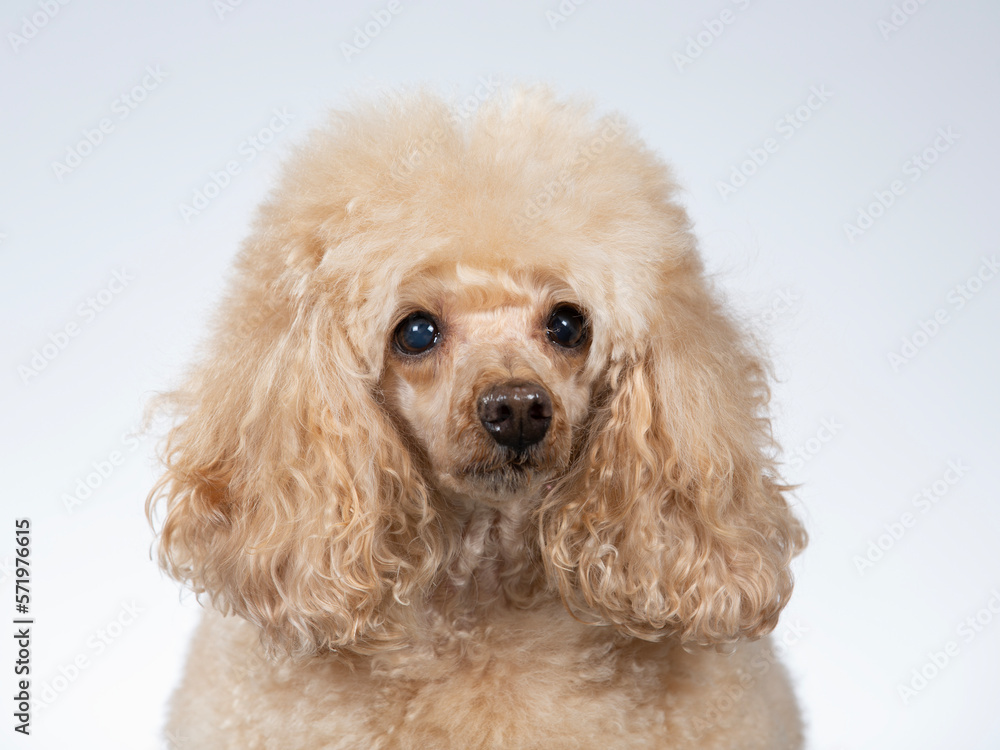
{"left": 149, "top": 87, "right": 807, "bottom": 749}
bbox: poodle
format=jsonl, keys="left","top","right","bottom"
{"left": 148, "top": 87, "right": 807, "bottom": 749}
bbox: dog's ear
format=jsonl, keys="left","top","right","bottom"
{"left": 541, "top": 261, "right": 806, "bottom": 646}
{"left": 147, "top": 255, "right": 441, "bottom": 655}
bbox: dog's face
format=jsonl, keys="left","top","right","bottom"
{"left": 381, "top": 266, "right": 596, "bottom": 504}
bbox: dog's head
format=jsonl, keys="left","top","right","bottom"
{"left": 149, "top": 88, "right": 805, "bottom": 655}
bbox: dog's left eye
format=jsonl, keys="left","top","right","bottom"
{"left": 394, "top": 312, "right": 440, "bottom": 354}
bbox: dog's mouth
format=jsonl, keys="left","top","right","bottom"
{"left": 460, "top": 447, "right": 549, "bottom": 493}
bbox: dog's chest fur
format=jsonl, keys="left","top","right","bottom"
{"left": 167, "top": 603, "right": 800, "bottom": 749}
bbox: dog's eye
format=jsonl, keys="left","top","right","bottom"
{"left": 546, "top": 305, "right": 587, "bottom": 348}
{"left": 394, "top": 312, "right": 440, "bottom": 354}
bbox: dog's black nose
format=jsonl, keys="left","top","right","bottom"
{"left": 478, "top": 381, "right": 552, "bottom": 450}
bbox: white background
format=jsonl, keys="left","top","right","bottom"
{"left": 2, "top": 1, "right": 998, "bottom": 748}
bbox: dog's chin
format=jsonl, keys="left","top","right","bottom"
{"left": 439, "top": 455, "right": 555, "bottom": 505}
{"left": 468, "top": 464, "right": 535, "bottom": 495}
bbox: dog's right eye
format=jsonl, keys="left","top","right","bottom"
{"left": 546, "top": 304, "right": 587, "bottom": 349}
{"left": 394, "top": 312, "right": 440, "bottom": 354}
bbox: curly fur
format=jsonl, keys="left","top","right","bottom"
{"left": 149, "top": 86, "right": 806, "bottom": 748}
